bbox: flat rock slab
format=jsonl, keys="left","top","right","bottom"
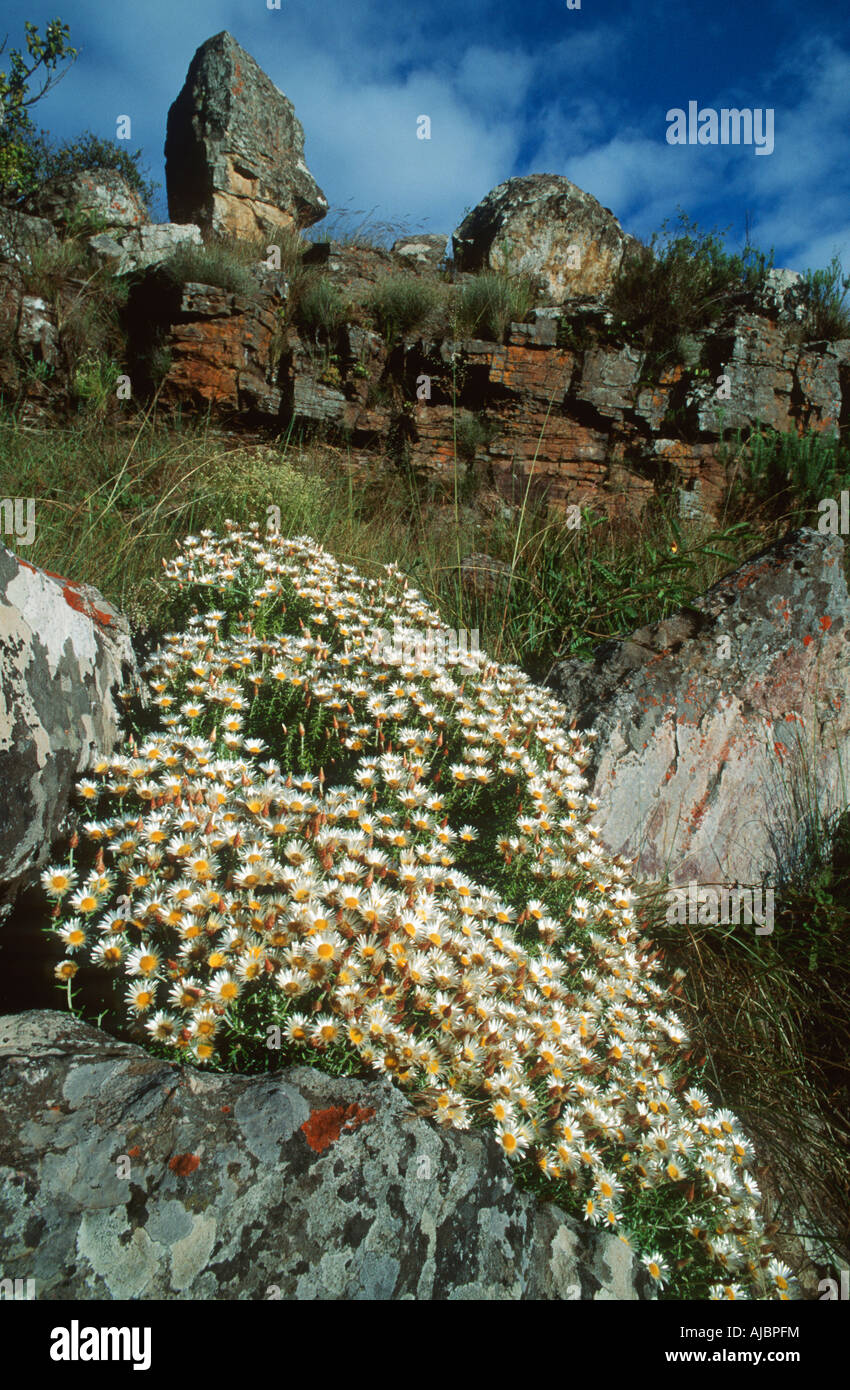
{"left": 549, "top": 528, "right": 850, "bottom": 886}
{"left": 0, "top": 549, "right": 139, "bottom": 915}
{"left": 0, "top": 1012, "right": 646, "bottom": 1301}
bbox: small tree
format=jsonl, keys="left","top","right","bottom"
{"left": 0, "top": 18, "right": 77, "bottom": 199}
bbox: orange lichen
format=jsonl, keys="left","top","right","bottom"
{"left": 300, "top": 1103, "right": 376, "bottom": 1153}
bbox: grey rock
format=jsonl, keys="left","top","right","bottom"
{"left": 548, "top": 529, "right": 850, "bottom": 886}
{"left": 89, "top": 223, "right": 203, "bottom": 277}
{"left": 0, "top": 548, "right": 140, "bottom": 916}
{"left": 0, "top": 1011, "right": 648, "bottom": 1300}
{"left": 452, "top": 175, "right": 636, "bottom": 304}
{"left": 0, "top": 209, "right": 58, "bottom": 265}
{"left": 24, "top": 169, "right": 148, "bottom": 234}
{"left": 391, "top": 234, "right": 448, "bottom": 268}
{"left": 17, "top": 297, "right": 57, "bottom": 364}
{"left": 165, "top": 31, "right": 327, "bottom": 238}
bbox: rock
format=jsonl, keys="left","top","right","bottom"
{"left": 0, "top": 549, "right": 140, "bottom": 918}
{"left": 548, "top": 528, "right": 850, "bottom": 886}
{"left": 24, "top": 169, "right": 148, "bottom": 234}
{"left": 0, "top": 209, "right": 58, "bottom": 265}
{"left": 391, "top": 233, "right": 448, "bottom": 269}
{"left": 165, "top": 31, "right": 327, "bottom": 239}
{"left": 89, "top": 223, "right": 203, "bottom": 277}
{"left": 126, "top": 272, "right": 284, "bottom": 417}
{"left": 460, "top": 553, "right": 514, "bottom": 599}
{"left": 753, "top": 268, "right": 810, "bottom": 326}
{"left": 17, "top": 297, "right": 57, "bottom": 365}
{"left": 0, "top": 1010, "right": 647, "bottom": 1300}
{"left": 574, "top": 344, "right": 645, "bottom": 422}
{"left": 694, "top": 315, "right": 798, "bottom": 435}
{"left": 452, "top": 175, "right": 635, "bottom": 303}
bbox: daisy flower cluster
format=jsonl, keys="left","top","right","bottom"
{"left": 44, "top": 521, "right": 794, "bottom": 1300}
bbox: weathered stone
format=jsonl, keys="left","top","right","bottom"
{"left": 105, "top": 223, "right": 204, "bottom": 277}
{"left": 574, "top": 345, "right": 644, "bottom": 421}
{"left": 696, "top": 315, "right": 797, "bottom": 434}
{"left": 25, "top": 169, "right": 147, "bottom": 234}
{"left": 391, "top": 233, "right": 448, "bottom": 269}
{"left": 135, "top": 278, "right": 285, "bottom": 418}
{"left": 0, "top": 1010, "right": 648, "bottom": 1301}
{"left": 0, "top": 550, "right": 140, "bottom": 917}
{"left": 548, "top": 529, "right": 850, "bottom": 886}
{"left": 165, "top": 31, "right": 327, "bottom": 239}
{"left": 752, "top": 268, "right": 810, "bottom": 326}
{"left": 452, "top": 175, "right": 635, "bottom": 303}
{"left": 0, "top": 209, "right": 58, "bottom": 265}
{"left": 17, "top": 297, "right": 57, "bottom": 365}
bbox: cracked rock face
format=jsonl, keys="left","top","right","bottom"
{"left": 0, "top": 549, "right": 139, "bottom": 917}
{"left": 165, "top": 31, "right": 328, "bottom": 239}
{"left": 548, "top": 529, "right": 850, "bottom": 886}
{"left": 0, "top": 1011, "right": 647, "bottom": 1300}
{"left": 452, "top": 175, "right": 635, "bottom": 303}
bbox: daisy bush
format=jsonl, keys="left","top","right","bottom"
{"left": 44, "top": 521, "right": 794, "bottom": 1300}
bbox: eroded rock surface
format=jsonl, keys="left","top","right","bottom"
{"left": 165, "top": 31, "right": 327, "bottom": 238}
{"left": 0, "top": 1011, "right": 647, "bottom": 1300}
{"left": 548, "top": 529, "right": 850, "bottom": 885}
{"left": 0, "top": 549, "right": 139, "bottom": 917}
{"left": 452, "top": 175, "right": 635, "bottom": 302}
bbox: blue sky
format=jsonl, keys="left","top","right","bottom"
{"left": 8, "top": 0, "right": 850, "bottom": 273}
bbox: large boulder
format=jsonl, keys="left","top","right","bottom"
{"left": 0, "top": 1011, "right": 647, "bottom": 1300}
{"left": 88, "top": 222, "right": 203, "bottom": 277}
{"left": 0, "top": 549, "right": 140, "bottom": 918}
{"left": 452, "top": 175, "right": 635, "bottom": 303}
{"left": 24, "top": 169, "right": 148, "bottom": 235}
{"left": 548, "top": 529, "right": 850, "bottom": 887}
{"left": 165, "top": 31, "right": 328, "bottom": 239}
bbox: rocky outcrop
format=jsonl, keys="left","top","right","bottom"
{"left": 0, "top": 1011, "right": 647, "bottom": 1300}
{"left": 165, "top": 31, "right": 328, "bottom": 239}
{"left": 452, "top": 175, "right": 635, "bottom": 302}
{"left": 391, "top": 233, "right": 448, "bottom": 269}
{"left": 548, "top": 528, "right": 850, "bottom": 887}
{"left": 88, "top": 222, "right": 203, "bottom": 277}
{"left": 24, "top": 169, "right": 148, "bottom": 235}
{"left": 0, "top": 549, "right": 140, "bottom": 919}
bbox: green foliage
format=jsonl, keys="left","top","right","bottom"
{"left": 609, "top": 211, "right": 775, "bottom": 365}
{"left": 367, "top": 274, "right": 441, "bottom": 342}
{"left": 159, "top": 239, "right": 259, "bottom": 297}
{"left": 0, "top": 17, "right": 77, "bottom": 199}
{"left": 801, "top": 255, "right": 850, "bottom": 341}
{"left": 454, "top": 269, "right": 536, "bottom": 342}
{"left": 292, "top": 273, "right": 350, "bottom": 342}
{"left": 725, "top": 426, "right": 850, "bottom": 527}
{"left": 454, "top": 502, "right": 754, "bottom": 679}
{"left": 72, "top": 350, "right": 121, "bottom": 415}
{"left": 453, "top": 409, "right": 491, "bottom": 462}
{"left": 40, "top": 129, "right": 156, "bottom": 208}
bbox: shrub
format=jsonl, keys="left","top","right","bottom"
{"left": 71, "top": 351, "right": 121, "bottom": 415}
{"left": 454, "top": 270, "right": 536, "bottom": 341}
{"left": 159, "top": 240, "right": 259, "bottom": 298}
{"left": 43, "top": 524, "right": 792, "bottom": 1299}
{"left": 0, "top": 18, "right": 77, "bottom": 202}
{"left": 367, "top": 274, "right": 441, "bottom": 342}
{"left": 608, "top": 212, "right": 774, "bottom": 364}
{"left": 725, "top": 427, "right": 850, "bottom": 527}
{"left": 291, "top": 274, "right": 350, "bottom": 342}
{"left": 801, "top": 255, "right": 850, "bottom": 342}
